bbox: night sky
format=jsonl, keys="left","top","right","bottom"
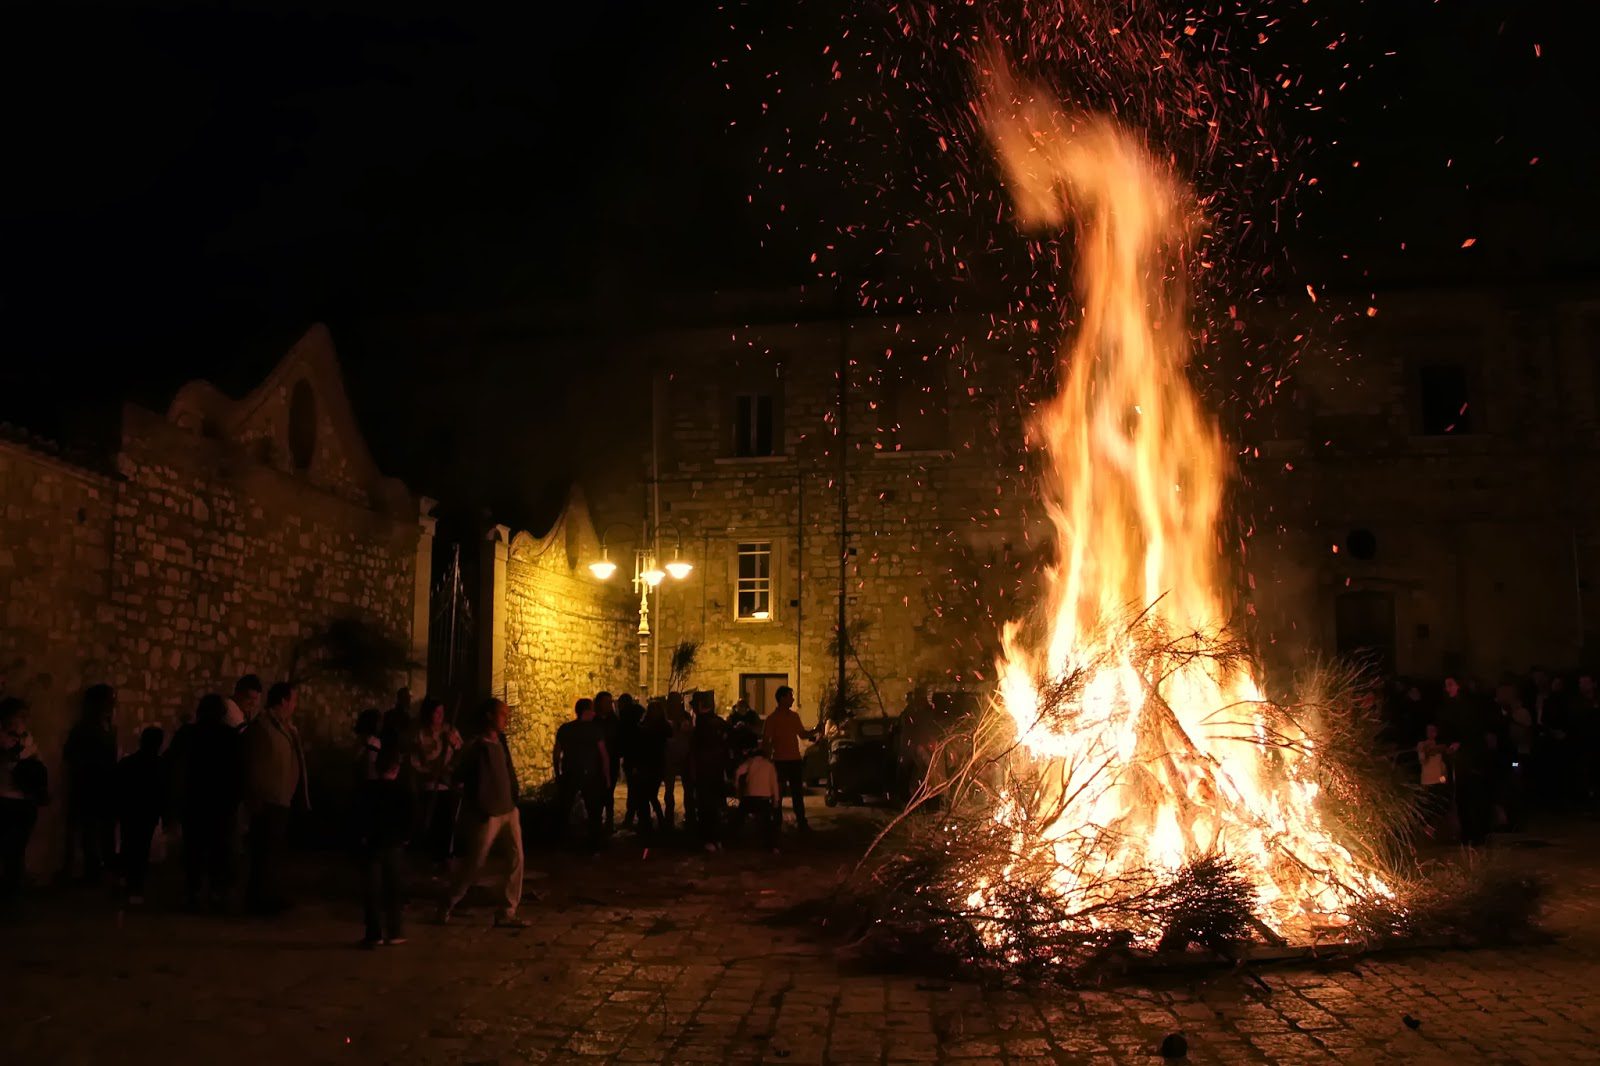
{"left": 2, "top": 0, "right": 1593, "bottom": 521}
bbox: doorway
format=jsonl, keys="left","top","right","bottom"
{"left": 740, "top": 673, "right": 789, "bottom": 715}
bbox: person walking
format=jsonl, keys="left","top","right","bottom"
{"left": 180, "top": 694, "right": 242, "bottom": 909}
{"left": 689, "top": 691, "right": 730, "bottom": 852}
{"left": 115, "top": 726, "right": 166, "bottom": 904}
{"left": 243, "top": 682, "right": 308, "bottom": 915}
{"left": 60, "top": 684, "right": 119, "bottom": 884}
{"left": 0, "top": 697, "right": 45, "bottom": 905}
{"left": 440, "top": 698, "right": 527, "bottom": 928}
{"left": 356, "top": 745, "right": 411, "bottom": 947}
{"left": 762, "top": 686, "right": 814, "bottom": 832}
{"left": 553, "top": 698, "right": 610, "bottom": 849}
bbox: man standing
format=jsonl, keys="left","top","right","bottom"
{"left": 689, "top": 691, "right": 730, "bottom": 851}
{"left": 554, "top": 698, "right": 610, "bottom": 848}
{"left": 592, "top": 691, "right": 620, "bottom": 832}
{"left": 441, "top": 698, "right": 527, "bottom": 928}
{"left": 223, "top": 675, "right": 263, "bottom": 731}
{"left": 243, "top": 682, "right": 308, "bottom": 914}
{"left": 0, "top": 698, "right": 43, "bottom": 904}
{"left": 762, "top": 686, "right": 814, "bottom": 832}
{"left": 60, "top": 684, "right": 119, "bottom": 883}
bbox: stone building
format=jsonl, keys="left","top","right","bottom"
{"left": 1, "top": 324, "right": 433, "bottom": 870}
{"left": 478, "top": 279, "right": 1600, "bottom": 749}
{"left": 1248, "top": 280, "right": 1600, "bottom": 680}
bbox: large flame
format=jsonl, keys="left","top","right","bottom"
{"left": 982, "top": 62, "right": 1386, "bottom": 939}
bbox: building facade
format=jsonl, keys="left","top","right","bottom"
{"left": 520, "top": 280, "right": 1600, "bottom": 731}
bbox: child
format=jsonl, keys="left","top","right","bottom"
{"left": 116, "top": 726, "right": 166, "bottom": 903}
{"left": 356, "top": 744, "right": 412, "bottom": 947}
{"left": 733, "top": 748, "right": 781, "bottom": 853}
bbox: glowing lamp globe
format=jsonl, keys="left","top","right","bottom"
{"left": 588, "top": 559, "right": 618, "bottom": 581}
{"left": 664, "top": 559, "right": 694, "bottom": 580}
{"left": 641, "top": 566, "right": 666, "bottom": 588}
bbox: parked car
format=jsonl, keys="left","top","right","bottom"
{"left": 825, "top": 715, "right": 896, "bottom": 806}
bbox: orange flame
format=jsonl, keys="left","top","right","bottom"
{"left": 980, "top": 58, "right": 1386, "bottom": 939}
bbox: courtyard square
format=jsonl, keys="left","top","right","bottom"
{"left": 6, "top": 810, "right": 1600, "bottom": 1065}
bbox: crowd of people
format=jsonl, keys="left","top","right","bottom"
{"left": 1383, "top": 668, "right": 1600, "bottom": 845}
{"left": 0, "top": 674, "right": 819, "bottom": 946}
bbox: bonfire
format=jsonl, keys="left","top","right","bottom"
{"left": 848, "top": 54, "right": 1405, "bottom": 972}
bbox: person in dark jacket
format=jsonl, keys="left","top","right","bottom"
{"left": 180, "top": 694, "right": 242, "bottom": 909}
{"left": 59, "top": 684, "right": 118, "bottom": 883}
{"left": 626, "top": 699, "right": 671, "bottom": 838}
{"left": 553, "top": 698, "right": 610, "bottom": 848}
{"left": 439, "top": 699, "right": 526, "bottom": 927}
{"left": 616, "top": 694, "right": 643, "bottom": 829}
{"left": 592, "top": 691, "right": 620, "bottom": 832}
{"left": 689, "top": 691, "right": 730, "bottom": 852}
{"left": 116, "top": 726, "right": 166, "bottom": 903}
{"left": 356, "top": 744, "right": 411, "bottom": 947}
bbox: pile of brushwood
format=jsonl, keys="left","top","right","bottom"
{"left": 829, "top": 623, "right": 1546, "bottom": 983}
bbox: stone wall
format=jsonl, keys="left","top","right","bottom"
{"left": 0, "top": 439, "right": 120, "bottom": 865}
{"left": 0, "top": 325, "right": 431, "bottom": 873}
{"left": 488, "top": 498, "right": 636, "bottom": 787}
{"left": 104, "top": 405, "right": 426, "bottom": 747}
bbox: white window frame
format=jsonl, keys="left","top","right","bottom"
{"left": 735, "top": 541, "right": 774, "bottom": 621}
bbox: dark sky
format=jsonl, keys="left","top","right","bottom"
{"left": 2, "top": 0, "right": 1594, "bottom": 517}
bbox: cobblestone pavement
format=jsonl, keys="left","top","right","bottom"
{"left": 7, "top": 807, "right": 1600, "bottom": 1065}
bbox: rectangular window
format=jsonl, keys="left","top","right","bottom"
{"left": 882, "top": 357, "right": 948, "bottom": 451}
{"left": 733, "top": 394, "right": 777, "bottom": 457}
{"left": 736, "top": 541, "right": 772, "bottom": 620}
{"left": 1418, "top": 363, "right": 1474, "bottom": 435}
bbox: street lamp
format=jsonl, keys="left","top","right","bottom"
{"left": 590, "top": 523, "right": 694, "bottom": 693}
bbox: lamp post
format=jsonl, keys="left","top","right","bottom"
{"left": 589, "top": 522, "right": 693, "bottom": 693}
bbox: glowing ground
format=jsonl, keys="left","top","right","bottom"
{"left": 5, "top": 810, "right": 1599, "bottom": 1065}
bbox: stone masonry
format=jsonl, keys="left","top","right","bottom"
{"left": 0, "top": 325, "right": 432, "bottom": 871}
{"left": 482, "top": 493, "right": 636, "bottom": 787}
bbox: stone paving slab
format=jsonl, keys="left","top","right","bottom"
{"left": 6, "top": 814, "right": 1600, "bottom": 1065}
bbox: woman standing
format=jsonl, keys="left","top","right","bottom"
{"left": 410, "top": 698, "right": 461, "bottom": 863}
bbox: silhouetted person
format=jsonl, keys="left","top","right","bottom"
{"left": 224, "top": 674, "right": 263, "bottom": 730}
{"left": 244, "top": 682, "right": 308, "bottom": 914}
{"left": 554, "top": 698, "right": 610, "bottom": 848}
{"left": 116, "top": 726, "right": 166, "bottom": 903}
{"left": 593, "top": 691, "right": 620, "bottom": 832}
{"left": 441, "top": 699, "right": 526, "bottom": 927}
{"left": 627, "top": 699, "right": 671, "bottom": 837}
{"left": 60, "top": 684, "right": 118, "bottom": 883}
{"left": 663, "top": 691, "right": 693, "bottom": 830}
{"left": 617, "top": 694, "right": 643, "bottom": 829}
{"left": 762, "top": 686, "right": 813, "bottom": 831}
{"left": 689, "top": 691, "right": 729, "bottom": 851}
{"left": 356, "top": 744, "right": 411, "bottom": 947}
{"left": 181, "top": 694, "right": 241, "bottom": 909}
{"left": 0, "top": 697, "right": 43, "bottom": 903}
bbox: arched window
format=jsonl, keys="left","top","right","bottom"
{"left": 288, "top": 380, "right": 318, "bottom": 472}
